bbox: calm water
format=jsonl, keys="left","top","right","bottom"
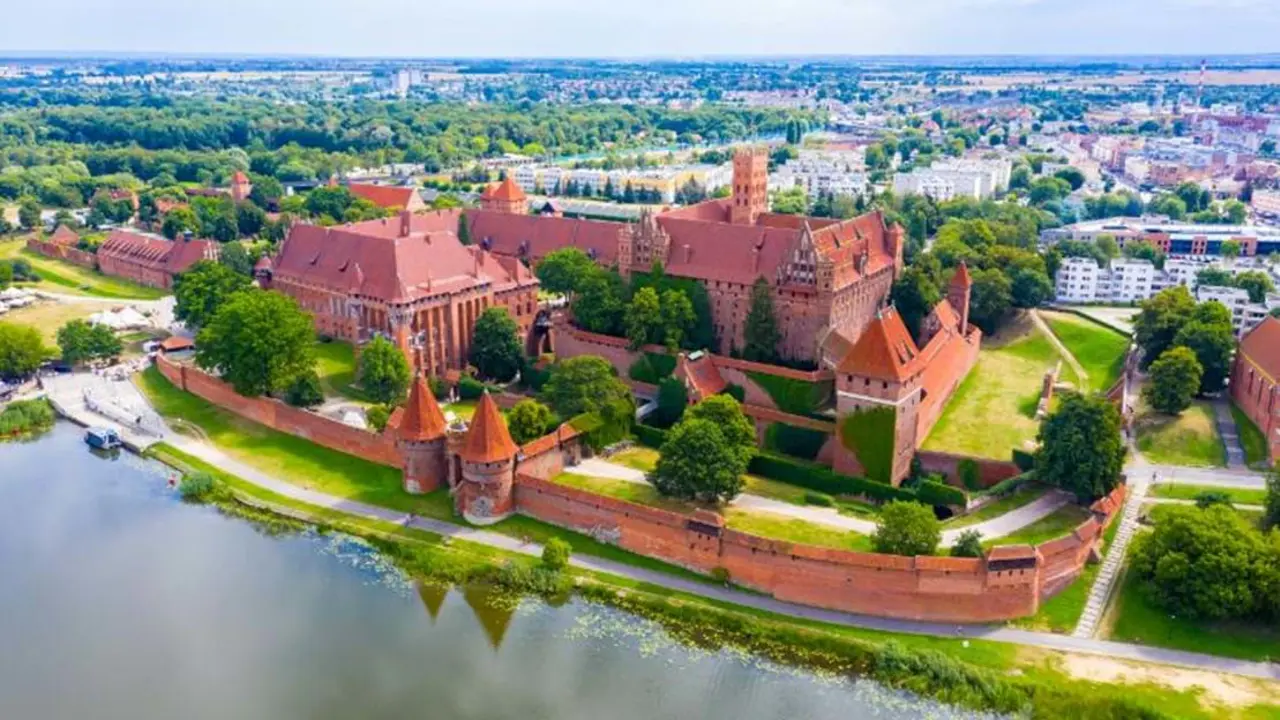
{"left": 0, "top": 423, "right": 993, "bottom": 720}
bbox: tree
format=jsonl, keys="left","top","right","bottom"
{"left": 625, "top": 286, "right": 663, "bottom": 349}
{"left": 18, "top": 196, "right": 40, "bottom": 230}
{"left": 56, "top": 319, "right": 121, "bottom": 366}
{"left": 1094, "top": 234, "right": 1121, "bottom": 260}
{"left": 541, "top": 537, "right": 571, "bottom": 571}
{"left": 1144, "top": 346, "right": 1203, "bottom": 414}
{"left": 1265, "top": 470, "right": 1280, "bottom": 531}
{"left": 195, "top": 289, "right": 316, "bottom": 397}
{"left": 654, "top": 376, "right": 688, "bottom": 427}
{"left": 357, "top": 335, "right": 412, "bottom": 405}
{"left": 650, "top": 419, "right": 747, "bottom": 503}
{"left": 0, "top": 261, "right": 10, "bottom": 289}
{"left": 967, "top": 267, "right": 1013, "bottom": 333}
{"left": 1009, "top": 267, "right": 1053, "bottom": 309}
{"left": 890, "top": 267, "right": 941, "bottom": 342}
{"left": 742, "top": 277, "right": 782, "bottom": 362}
{"left": 1148, "top": 194, "right": 1187, "bottom": 221}
{"left": 173, "top": 260, "right": 252, "bottom": 330}
{"left": 161, "top": 206, "right": 201, "bottom": 240}
{"left": 1134, "top": 286, "right": 1196, "bottom": 368}
{"left": 543, "top": 355, "right": 631, "bottom": 418}
{"left": 771, "top": 187, "right": 807, "bottom": 215}
{"left": 873, "top": 501, "right": 941, "bottom": 557}
{"left": 1173, "top": 302, "right": 1235, "bottom": 394}
{"left": 951, "top": 529, "right": 984, "bottom": 558}
{"left": 235, "top": 202, "right": 267, "bottom": 238}
{"left": 659, "top": 288, "right": 695, "bottom": 351}
{"left": 1035, "top": 392, "right": 1126, "bottom": 502}
{"left": 248, "top": 175, "right": 284, "bottom": 210}
{"left": 366, "top": 404, "right": 391, "bottom": 433}
{"left": 684, "top": 394, "right": 756, "bottom": 463}
{"left": 1130, "top": 504, "right": 1272, "bottom": 621}
{"left": 571, "top": 269, "right": 624, "bottom": 335}
{"left": 469, "top": 307, "right": 523, "bottom": 382}
{"left": 1234, "top": 271, "right": 1275, "bottom": 304}
{"left": 0, "top": 322, "right": 47, "bottom": 379}
{"left": 507, "top": 399, "right": 556, "bottom": 444}
{"left": 1195, "top": 267, "right": 1233, "bottom": 288}
{"left": 284, "top": 371, "right": 324, "bottom": 408}
{"left": 1053, "top": 167, "right": 1086, "bottom": 191}
{"left": 1029, "top": 177, "right": 1070, "bottom": 205}
{"left": 456, "top": 214, "right": 472, "bottom": 245}
{"left": 535, "top": 247, "right": 595, "bottom": 296}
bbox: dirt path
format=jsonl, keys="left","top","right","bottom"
{"left": 1030, "top": 309, "right": 1088, "bottom": 387}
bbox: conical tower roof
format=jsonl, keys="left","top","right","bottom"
{"left": 399, "top": 374, "right": 447, "bottom": 442}
{"left": 459, "top": 391, "right": 518, "bottom": 463}
{"left": 951, "top": 261, "right": 972, "bottom": 288}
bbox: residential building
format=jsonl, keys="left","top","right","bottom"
{"left": 1251, "top": 189, "right": 1280, "bottom": 218}
{"left": 1230, "top": 316, "right": 1280, "bottom": 465}
{"left": 1195, "top": 285, "right": 1280, "bottom": 337}
{"left": 1041, "top": 217, "right": 1280, "bottom": 257}
{"left": 893, "top": 172, "right": 967, "bottom": 201}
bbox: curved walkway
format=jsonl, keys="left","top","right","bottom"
{"left": 574, "top": 459, "right": 1072, "bottom": 546}
{"left": 159, "top": 431, "right": 1279, "bottom": 681}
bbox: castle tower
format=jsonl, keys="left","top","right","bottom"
{"left": 479, "top": 176, "right": 528, "bottom": 215}
{"left": 398, "top": 374, "right": 449, "bottom": 494}
{"left": 948, "top": 261, "right": 972, "bottom": 335}
{"left": 886, "top": 222, "right": 906, "bottom": 278}
{"left": 230, "top": 171, "right": 252, "bottom": 203}
{"left": 454, "top": 392, "right": 519, "bottom": 524}
{"left": 729, "top": 146, "right": 769, "bottom": 226}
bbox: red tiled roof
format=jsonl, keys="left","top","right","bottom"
{"left": 48, "top": 225, "right": 79, "bottom": 247}
{"left": 459, "top": 392, "right": 517, "bottom": 463}
{"left": 481, "top": 177, "right": 527, "bottom": 202}
{"left": 273, "top": 212, "right": 535, "bottom": 304}
{"left": 466, "top": 209, "right": 627, "bottom": 265}
{"left": 348, "top": 183, "right": 418, "bottom": 210}
{"left": 836, "top": 307, "right": 920, "bottom": 381}
{"left": 399, "top": 374, "right": 448, "bottom": 442}
{"left": 1240, "top": 316, "right": 1280, "bottom": 382}
{"left": 98, "top": 230, "right": 217, "bottom": 275}
{"left": 678, "top": 353, "right": 727, "bottom": 401}
{"left": 951, "top": 261, "right": 972, "bottom": 288}
{"left": 158, "top": 336, "right": 195, "bottom": 352}
{"left": 231, "top": 171, "right": 249, "bottom": 184}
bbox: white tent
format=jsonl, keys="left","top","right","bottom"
{"left": 0, "top": 287, "right": 31, "bottom": 301}
{"left": 88, "top": 307, "right": 151, "bottom": 331}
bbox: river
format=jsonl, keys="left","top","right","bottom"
{"left": 0, "top": 423, "right": 994, "bottom": 720}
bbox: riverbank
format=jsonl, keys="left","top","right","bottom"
{"left": 0, "top": 398, "right": 55, "bottom": 441}
{"left": 143, "top": 441, "right": 1280, "bottom": 719}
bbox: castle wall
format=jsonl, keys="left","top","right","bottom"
{"left": 25, "top": 238, "right": 98, "bottom": 270}
{"left": 916, "top": 451, "right": 1021, "bottom": 489}
{"left": 156, "top": 356, "right": 402, "bottom": 467}
{"left": 1231, "top": 354, "right": 1280, "bottom": 464}
{"left": 97, "top": 252, "right": 173, "bottom": 289}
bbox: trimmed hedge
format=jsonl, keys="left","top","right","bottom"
{"left": 764, "top": 422, "right": 829, "bottom": 461}
{"left": 633, "top": 422, "right": 670, "bottom": 449}
{"left": 745, "top": 371, "right": 833, "bottom": 416}
{"left": 916, "top": 480, "right": 967, "bottom": 507}
{"left": 748, "top": 452, "right": 917, "bottom": 503}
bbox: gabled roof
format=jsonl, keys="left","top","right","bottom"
{"left": 1239, "top": 316, "right": 1280, "bottom": 382}
{"left": 951, "top": 261, "right": 972, "bottom": 289}
{"left": 482, "top": 177, "right": 526, "bottom": 202}
{"left": 836, "top": 306, "right": 920, "bottom": 381}
{"left": 459, "top": 392, "right": 517, "bottom": 463}
{"left": 99, "top": 230, "right": 217, "bottom": 275}
{"left": 231, "top": 170, "right": 249, "bottom": 184}
{"left": 467, "top": 209, "right": 627, "bottom": 265}
{"left": 48, "top": 225, "right": 79, "bottom": 247}
{"left": 348, "top": 183, "right": 418, "bottom": 210}
{"left": 677, "top": 353, "right": 726, "bottom": 400}
{"left": 399, "top": 374, "right": 448, "bottom": 441}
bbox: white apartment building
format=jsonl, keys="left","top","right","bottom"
{"left": 893, "top": 172, "right": 966, "bottom": 201}
{"left": 1252, "top": 189, "right": 1280, "bottom": 218}
{"left": 1055, "top": 257, "right": 1107, "bottom": 303}
{"left": 893, "top": 158, "right": 1011, "bottom": 201}
{"left": 772, "top": 150, "right": 869, "bottom": 198}
{"left": 1195, "top": 285, "right": 1280, "bottom": 337}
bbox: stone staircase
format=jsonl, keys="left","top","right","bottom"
{"left": 1072, "top": 477, "right": 1149, "bottom": 639}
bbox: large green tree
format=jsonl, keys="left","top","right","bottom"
{"left": 357, "top": 335, "right": 412, "bottom": 405}
{"left": 195, "top": 289, "right": 316, "bottom": 397}
{"left": 535, "top": 247, "right": 596, "bottom": 296}
{"left": 625, "top": 286, "right": 663, "bottom": 349}
{"left": 1172, "top": 302, "right": 1235, "bottom": 394}
{"left": 18, "top": 196, "right": 40, "bottom": 230}
{"left": 173, "top": 260, "right": 252, "bottom": 330}
{"left": 890, "top": 267, "right": 941, "bottom": 342}
{"left": 1035, "top": 392, "right": 1126, "bottom": 502}
{"left": 543, "top": 355, "right": 632, "bottom": 419}
{"left": 654, "top": 376, "right": 688, "bottom": 427}
{"left": 161, "top": 206, "right": 201, "bottom": 240}
{"left": 967, "top": 267, "right": 1013, "bottom": 333}
{"left": 650, "top": 418, "right": 747, "bottom": 503}
{"left": 742, "top": 277, "right": 782, "bottom": 362}
{"left": 571, "top": 269, "right": 625, "bottom": 335}
{"left": 56, "top": 320, "right": 121, "bottom": 366}
{"left": 1234, "top": 271, "right": 1276, "bottom": 304}
{"left": 684, "top": 393, "right": 757, "bottom": 463}
{"left": 507, "top": 399, "right": 556, "bottom": 445}
{"left": 1143, "top": 346, "right": 1203, "bottom": 415}
{"left": 0, "top": 322, "right": 47, "bottom": 379}
{"left": 469, "top": 307, "right": 523, "bottom": 382}
{"left": 659, "top": 288, "right": 695, "bottom": 352}
{"left": 1134, "top": 285, "right": 1196, "bottom": 368}
{"left": 873, "top": 501, "right": 941, "bottom": 557}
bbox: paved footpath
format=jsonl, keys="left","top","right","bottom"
{"left": 161, "top": 433, "right": 1279, "bottom": 681}
{"left": 576, "top": 459, "right": 1071, "bottom": 546}
{"left": 1213, "top": 399, "right": 1248, "bottom": 471}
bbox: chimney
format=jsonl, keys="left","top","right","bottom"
{"left": 682, "top": 244, "right": 692, "bottom": 263}
{"left": 399, "top": 209, "right": 412, "bottom": 238}
{"left": 182, "top": 230, "right": 193, "bottom": 243}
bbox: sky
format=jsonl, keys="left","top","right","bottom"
{"left": 3, "top": 0, "right": 1280, "bottom": 58}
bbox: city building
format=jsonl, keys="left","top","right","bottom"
{"left": 892, "top": 158, "right": 1011, "bottom": 201}
{"left": 1230, "top": 316, "right": 1280, "bottom": 466}
{"left": 1042, "top": 217, "right": 1280, "bottom": 257}
{"left": 96, "top": 230, "right": 219, "bottom": 290}
{"left": 510, "top": 162, "right": 732, "bottom": 204}
{"left": 1251, "top": 189, "right": 1280, "bottom": 219}
{"left": 1195, "top": 285, "right": 1280, "bottom": 337}
{"left": 771, "top": 149, "right": 869, "bottom": 198}
{"left": 261, "top": 210, "right": 539, "bottom": 377}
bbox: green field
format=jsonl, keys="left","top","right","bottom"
{"left": 608, "top": 446, "right": 836, "bottom": 509}
{"left": 1149, "top": 483, "right": 1267, "bottom": 506}
{"left": 923, "top": 326, "right": 1071, "bottom": 459}
{"left": 944, "top": 483, "right": 1050, "bottom": 530}
{"left": 0, "top": 240, "right": 168, "bottom": 300}
{"left": 1135, "top": 401, "right": 1227, "bottom": 468}
{"left": 313, "top": 339, "right": 367, "bottom": 401}
{"left": 1230, "top": 403, "right": 1272, "bottom": 469}
{"left": 1040, "top": 310, "right": 1130, "bottom": 392}
{"left": 982, "top": 503, "right": 1093, "bottom": 549}
{"left": 724, "top": 508, "right": 873, "bottom": 552}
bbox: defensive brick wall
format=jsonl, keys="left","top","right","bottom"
{"left": 156, "top": 356, "right": 402, "bottom": 467}
{"left": 916, "top": 450, "right": 1021, "bottom": 489}
{"left": 512, "top": 475, "right": 1126, "bottom": 623}
{"left": 25, "top": 238, "right": 98, "bottom": 269}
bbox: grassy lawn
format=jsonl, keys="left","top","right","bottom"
{"left": 1135, "top": 401, "right": 1227, "bottom": 468}
{"left": 0, "top": 240, "right": 168, "bottom": 300}
{"left": 945, "top": 483, "right": 1050, "bottom": 530}
{"left": 2, "top": 299, "right": 95, "bottom": 343}
{"left": 982, "top": 503, "right": 1092, "bottom": 549}
{"left": 1230, "top": 402, "right": 1272, "bottom": 469}
{"left": 1107, "top": 567, "right": 1280, "bottom": 663}
{"left": 922, "top": 326, "right": 1067, "bottom": 459}
{"left": 1040, "top": 310, "right": 1130, "bottom": 392}
{"left": 724, "top": 508, "right": 873, "bottom": 552}
{"left": 1013, "top": 510, "right": 1122, "bottom": 633}
{"left": 610, "top": 446, "right": 659, "bottom": 472}
{"left": 608, "top": 446, "right": 838, "bottom": 509}
{"left": 313, "top": 339, "right": 368, "bottom": 402}
{"left": 552, "top": 471, "right": 701, "bottom": 513}
{"left": 1149, "top": 483, "right": 1267, "bottom": 506}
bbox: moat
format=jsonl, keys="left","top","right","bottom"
{"left": 0, "top": 423, "right": 995, "bottom": 720}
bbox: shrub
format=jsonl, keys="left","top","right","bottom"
{"left": 873, "top": 501, "right": 941, "bottom": 557}
{"left": 764, "top": 422, "right": 828, "bottom": 461}
{"left": 541, "top": 537, "right": 571, "bottom": 571}
{"left": 803, "top": 491, "right": 834, "bottom": 507}
{"left": 916, "top": 480, "right": 967, "bottom": 507}
{"left": 178, "top": 471, "right": 218, "bottom": 502}
{"left": 1193, "top": 490, "right": 1232, "bottom": 509}
{"left": 457, "top": 375, "right": 485, "bottom": 400}
{"left": 958, "top": 459, "right": 982, "bottom": 491}
{"left": 366, "top": 404, "right": 391, "bottom": 433}
{"left": 507, "top": 399, "right": 556, "bottom": 444}
{"left": 951, "top": 530, "right": 984, "bottom": 558}
{"left": 428, "top": 375, "right": 449, "bottom": 400}
{"left": 747, "top": 452, "right": 916, "bottom": 503}
{"left": 722, "top": 383, "right": 746, "bottom": 403}
{"left": 283, "top": 371, "right": 323, "bottom": 408}
{"left": 709, "top": 567, "right": 731, "bottom": 584}
{"left": 0, "top": 398, "right": 55, "bottom": 437}
{"left": 633, "top": 422, "right": 669, "bottom": 449}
